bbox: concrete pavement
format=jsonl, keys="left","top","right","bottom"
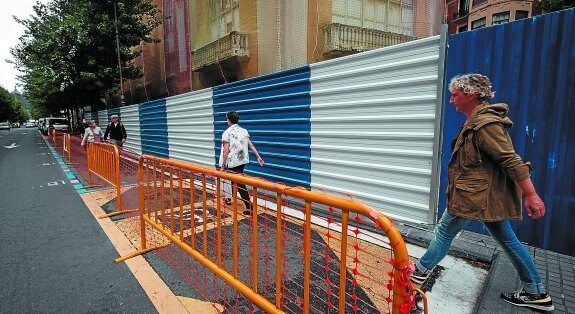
{"left": 0, "top": 128, "right": 158, "bottom": 313}
{"left": 399, "top": 222, "right": 575, "bottom": 313}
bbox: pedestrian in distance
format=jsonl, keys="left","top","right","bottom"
{"left": 410, "top": 74, "right": 554, "bottom": 312}
{"left": 81, "top": 120, "right": 104, "bottom": 148}
{"left": 219, "top": 111, "right": 264, "bottom": 216}
{"left": 80, "top": 118, "right": 89, "bottom": 135}
{"left": 103, "top": 114, "right": 127, "bottom": 147}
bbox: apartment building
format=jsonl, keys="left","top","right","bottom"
{"left": 116, "top": 0, "right": 445, "bottom": 104}
{"left": 190, "top": 0, "right": 444, "bottom": 89}
{"left": 446, "top": 0, "right": 541, "bottom": 34}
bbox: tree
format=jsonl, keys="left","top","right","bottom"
{"left": 0, "top": 86, "right": 27, "bottom": 122}
{"left": 535, "top": 0, "right": 575, "bottom": 12}
{"left": 9, "top": 0, "right": 163, "bottom": 114}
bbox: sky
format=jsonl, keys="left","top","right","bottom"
{"left": 0, "top": 0, "right": 50, "bottom": 92}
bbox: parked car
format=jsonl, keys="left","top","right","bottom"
{"left": 0, "top": 122, "right": 11, "bottom": 130}
{"left": 43, "top": 117, "right": 70, "bottom": 135}
{"left": 25, "top": 121, "right": 36, "bottom": 128}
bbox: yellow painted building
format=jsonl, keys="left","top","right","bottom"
{"left": 120, "top": 0, "right": 444, "bottom": 102}
{"left": 190, "top": 0, "right": 444, "bottom": 90}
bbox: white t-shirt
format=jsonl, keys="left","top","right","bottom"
{"left": 221, "top": 124, "right": 250, "bottom": 168}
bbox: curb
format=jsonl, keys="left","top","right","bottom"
{"left": 396, "top": 222, "right": 497, "bottom": 263}
{"left": 474, "top": 252, "right": 520, "bottom": 313}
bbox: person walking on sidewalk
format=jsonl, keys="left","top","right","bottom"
{"left": 219, "top": 111, "right": 264, "bottom": 216}
{"left": 81, "top": 120, "right": 104, "bottom": 148}
{"left": 103, "top": 114, "right": 127, "bottom": 147}
{"left": 410, "top": 74, "right": 554, "bottom": 312}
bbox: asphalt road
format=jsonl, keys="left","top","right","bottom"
{"left": 0, "top": 128, "right": 157, "bottom": 314}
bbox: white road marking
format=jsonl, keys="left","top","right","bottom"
{"left": 3, "top": 143, "right": 20, "bottom": 149}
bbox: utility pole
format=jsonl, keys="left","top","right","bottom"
{"left": 113, "top": 0, "right": 125, "bottom": 106}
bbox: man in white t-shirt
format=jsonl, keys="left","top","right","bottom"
{"left": 219, "top": 111, "right": 264, "bottom": 215}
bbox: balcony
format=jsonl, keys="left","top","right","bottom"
{"left": 192, "top": 31, "right": 249, "bottom": 71}
{"left": 452, "top": 10, "right": 469, "bottom": 24}
{"left": 323, "top": 23, "right": 418, "bottom": 57}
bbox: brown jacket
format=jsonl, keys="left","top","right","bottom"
{"left": 447, "top": 103, "right": 531, "bottom": 221}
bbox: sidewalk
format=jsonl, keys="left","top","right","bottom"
{"left": 471, "top": 232, "right": 575, "bottom": 314}
{"left": 399, "top": 223, "right": 575, "bottom": 313}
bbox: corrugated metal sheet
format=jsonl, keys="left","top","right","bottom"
{"left": 213, "top": 67, "right": 312, "bottom": 188}
{"left": 108, "top": 107, "right": 120, "bottom": 120}
{"left": 120, "top": 104, "right": 142, "bottom": 153}
{"left": 166, "top": 89, "right": 215, "bottom": 167}
{"left": 98, "top": 110, "right": 109, "bottom": 129}
{"left": 84, "top": 111, "right": 95, "bottom": 123}
{"left": 440, "top": 8, "right": 575, "bottom": 255}
{"left": 90, "top": 111, "right": 100, "bottom": 125}
{"left": 309, "top": 35, "right": 446, "bottom": 223}
{"left": 139, "top": 99, "right": 169, "bottom": 158}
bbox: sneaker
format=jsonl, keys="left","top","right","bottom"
{"left": 409, "top": 268, "right": 430, "bottom": 285}
{"left": 500, "top": 289, "right": 554, "bottom": 311}
{"left": 243, "top": 203, "right": 253, "bottom": 216}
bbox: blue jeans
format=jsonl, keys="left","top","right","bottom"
{"left": 416, "top": 211, "right": 545, "bottom": 294}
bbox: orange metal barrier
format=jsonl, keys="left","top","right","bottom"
{"left": 117, "top": 155, "right": 416, "bottom": 314}
{"left": 49, "top": 128, "right": 56, "bottom": 146}
{"left": 61, "top": 133, "right": 78, "bottom": 164}
{"left": 86, "top": 142, "right": 137, "bottom": 218}
{"left": 50, "top": 129, "right": 67, "bottom": 150}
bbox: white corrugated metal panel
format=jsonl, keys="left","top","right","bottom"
{"left": 98, "top": 110, "right": 109, "bottom": 127}
{"left": 309, "top": 35, "right": 444, "bottom": 223}
{"left": 120, "top": 105, "right": 142, "bottom": 153}
{"left": 166, "top": 88, "right": 214, "bottom": 167}
{"left": 84, "top": 111, "right": 94, "bottom": 122}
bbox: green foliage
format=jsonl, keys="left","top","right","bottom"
{"left": 9, "top": 0, "right": 163, "bottom": 113}
{"left": 0, "top": 86, "right": 28, "bottom": 122}
{"left": 536, "top": 0, "right": 575, "bottom": 12}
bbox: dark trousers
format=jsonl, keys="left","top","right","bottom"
{"left": 228, "top": 164, "right": 251, "bottom": 210}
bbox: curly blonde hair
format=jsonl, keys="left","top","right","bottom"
{"left": 449, "top": 74, "right": 495, "bottom": 102}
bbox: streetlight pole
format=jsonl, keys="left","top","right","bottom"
{"left": 113, "top": 0, "right": 125, "bottom": 106}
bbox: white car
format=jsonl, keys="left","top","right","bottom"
{"left": 26, "top": 122, "right": 36, "bottom": 128}
{"left": 0, "top": 122, "right": 11, "bottom": 130}
{"left": 43, "top": 117, "right": 70, "bottom": 134}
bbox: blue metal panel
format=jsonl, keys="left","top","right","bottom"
{"left": 139, "top": 99, "right": 169, "bottom": 158}
{"left": 440, "top": 9, "right": 575, "bottom": 255}
{"left": 213, "top": 66, "right": 312, "bottom": 188}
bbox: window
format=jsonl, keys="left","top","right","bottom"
{"left": 332, "top": 0, "right": 410, "bottom": 35}
{"left": 471, "top": 17, "right": 486, "bottom": 29}
{"left": 459, "top": 0, "right": 469, "bottom": 15}
{"left": 492, "top": 12, "right": 510, "bottom": 25}
{"left": 458, "top": 25, "right": 468, "bottom": 33}
{"left": 516, "top": 10, "right": 529, "bottom": 20}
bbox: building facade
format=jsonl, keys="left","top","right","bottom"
{"left": 117, "top": 0, "right": 445, "bottom": 104}
{"left": 446, "top": 0, "right": 542, "bottom": 34}
{"left": 190, "top": 0, "right": 444, "bottom": 90}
